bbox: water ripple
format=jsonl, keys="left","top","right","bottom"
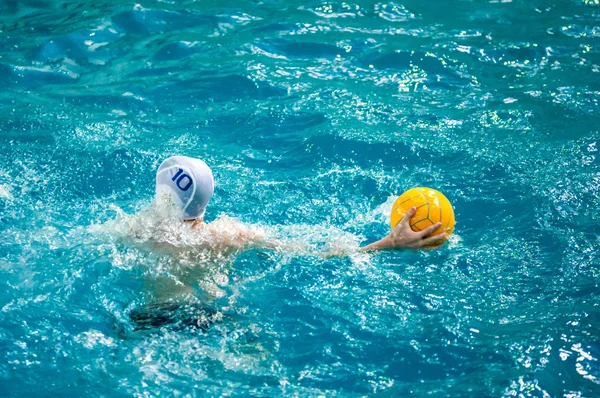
{"left": 0, "top": 0, "right": 599, "bottom": 396}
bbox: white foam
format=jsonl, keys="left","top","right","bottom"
{"left": 0, "top": 184, "right": 13, "bottom": 201}
{"left": 75, "top": 330, "right": 116, "bottom": 349}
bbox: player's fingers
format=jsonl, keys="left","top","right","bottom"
{"left": 418, "top": 222, "right": 442, "bottom": 238}
{"left": 399, "top": 207, "right": 417, "bottom": 227}
{"left": 420, "top": 233, "right": 448, "bottom": 246}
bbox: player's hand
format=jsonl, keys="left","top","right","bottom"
{"left": 383, "top": 207, "right": 448, "bottom": 250}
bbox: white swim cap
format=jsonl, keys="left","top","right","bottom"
{"left": 155, "top": 156, "right": 214, "bottom": 220}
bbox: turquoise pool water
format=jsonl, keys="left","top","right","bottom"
{"left": 1, "top": 0, "right": 599, "bottom": 396}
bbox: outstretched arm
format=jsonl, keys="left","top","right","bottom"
{"left": 359, "top": 207, "right": 448, "bottom": 252}
{"left": 201, "top": 207, "right": 447, "bottom": 257}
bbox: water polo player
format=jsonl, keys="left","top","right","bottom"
{"left": 126, "top": 155, "right": 447, "bottom": 331}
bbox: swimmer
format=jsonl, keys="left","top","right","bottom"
{"left": 127, "top": 155, "right": 447, "bottom": 331}
{"left": 155, "top": 155, "right": 448, "bottom": 253}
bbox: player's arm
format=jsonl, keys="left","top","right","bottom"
{"left": 242, "top": 207, "right": 447, "bottom": 255}
{"left": 212, "top": 207, "right": 446, "bottom": 256}
{"left": 359, "top": 207, "right": 447, "bottom": 252}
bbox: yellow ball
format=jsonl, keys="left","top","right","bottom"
{"left": 390, "top": 187, "right": 455, "bottom": 237}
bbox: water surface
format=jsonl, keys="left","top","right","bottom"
{"left": 0, "top": 0, "right": 599, "bottom": 396}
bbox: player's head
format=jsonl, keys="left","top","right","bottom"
{"left": 155, "top": 156, "right": 214, "bottom": 220}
